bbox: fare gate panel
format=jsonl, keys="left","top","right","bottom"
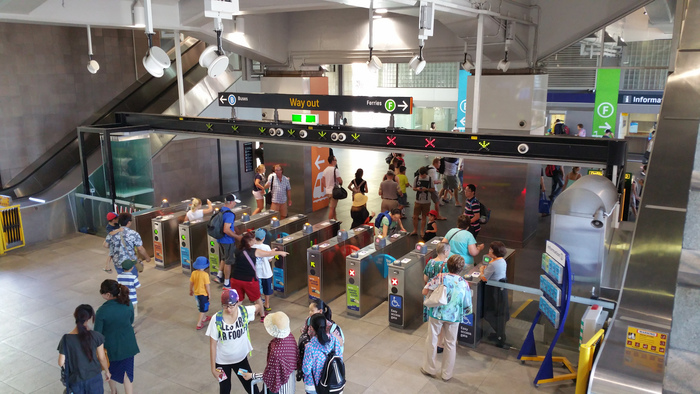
{"left": 307, "top": 225, "right": 374, "bottom": 302}
{"left": 178, "top": 201, "right": 231, "bottom": 274}
{"left": 206, "top": 208, "right": 272, "bottom": 275}
{"left": 258, "top": 214, "right": 308, "bottom": 246}
{"left": 346, "top": 232, "right": 414, "bottom": 317}
{"left": 152, "top": 211, "right": 188, "bottom": 268}
{"left": 270, "top": 220, "right": 341, "bottom": 298}
{"left": 388, "top": 243, "right": 441, "bottom": 328}
{"left": 134, "top": 199, "right": 192, "bottom": 257}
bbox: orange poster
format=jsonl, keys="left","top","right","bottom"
{"left": 311, "top": 146, "right": 330, "bottom": 211}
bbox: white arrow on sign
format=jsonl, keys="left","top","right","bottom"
{"left": 459, "top": 117, "right": 466, "bottom": 126}
{"left": 219, "top": 95, "right": 226, "bottom": 104}
{"left": 398, "top": 101, "right": 408, "bottom": 111}
{"left": 314, "top": 155, "right": 325, "bottom": 170}
{"left": 598, "top": 122, "right": 611, "bottom": 129}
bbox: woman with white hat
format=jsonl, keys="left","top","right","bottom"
{"left": 241, "top": 312, "right": 298, "bottom": 394}
{"left": 350, "top": 193, "right": 375, "bottom": 228}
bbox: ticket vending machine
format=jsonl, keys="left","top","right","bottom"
{"left": 270, "top": 220, "right": 341, "bottom": 298}
{"left": 257, "top": 214, "right": 308, "bottom": 246}
{"left": 207, "top": 209, "right": 275, "bottom": 275}
{"left": 152, "top": 211, "right": 188, "bottom": 269}
{"left": 345, "top": 232, "right": 414, "bottom": 317}
{"left": 307, "top": 225, "right": 374, "bottom": 302}
{"left": 179, "top": 203, "right": 248, "bottom": 275}
{"left": 388, "top": 240, "right": 442, "bottom": 328}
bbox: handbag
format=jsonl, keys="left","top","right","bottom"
{"left": 332, "top": 168, "right": 348, "bottom": 200}
{"left": 265, "top": 175, "right": 274, "bottom": 205}
{"left": 135, "top": 260, "right": 144, "bottom": 272}
{"left": 538, "top": 191, "right": 551, "bottom": 214}
{"left": 424, "top": 269, "right": 448, "bottom": 308}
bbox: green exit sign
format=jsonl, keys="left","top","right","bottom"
{"left": 292, "top": 113, "right": 319, "bottom": 125}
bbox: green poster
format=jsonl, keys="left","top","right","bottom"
{"left": 592, "top": 69, "right": 621, "bottom": 137}
{"left": 346, "top": 284, "right": 360, "bottom": 311}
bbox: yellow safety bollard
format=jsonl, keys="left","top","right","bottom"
{"left": 0, "top": 205, "right": 25, "bottom": 255}
{"left": 575, "top": 329, "right": 606, "bottom": 394}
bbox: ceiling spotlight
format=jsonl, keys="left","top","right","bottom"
{"left": 460, "top": 52, "right": 474, "bottom": 71}
{"left": 141, "top": 0, "right": 171, "bottom": 78}
{"left": 366, "top": 0, "right": 382, "bottom": 71}
{"left": 367, "top": 54, "right": 382, "bottom": 71}
{"left": 409, "top": 43, "right": 426, "bottom": 75}
{"left": 497, "top": 51, "right": 510, "bottom": 72}
{"left": 86, "top": 25, "right": 99, "bottom": 74}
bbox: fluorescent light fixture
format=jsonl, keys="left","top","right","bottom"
{"left": 375, "top": 8, "right": 388, "bottom": 14}
{"left": 29, "top": 197, "right": 46, "bottom": 204}
{"left": 373, "top": 14, "right": 383, "bottom": 19}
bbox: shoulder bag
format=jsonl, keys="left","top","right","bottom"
{"left": 242, "top": 249, "right": 259, "bottom": 280}
{"left": 424, "top": 267, "right": 448, "bottom": 308}
{"left": 265, "top": 175, "right": 274, "bottom": 206}
{"left": 332, "top": 168, "right": 348, "bottom": 200}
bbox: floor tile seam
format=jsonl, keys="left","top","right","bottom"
{"left": 343, "top": 325, "right": 390, "bottom": 363}
{"left": 0, "top": 325, "right": 48, "bottom": 346}
{"left": 0, "top": 352, "right": 57, "bottom": 384}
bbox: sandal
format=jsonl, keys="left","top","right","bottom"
{"left": 196, "top": 323, "right": 204, "bottom": 330}
{"left": 103, "top": 268, "right": 112, "bottom": 273}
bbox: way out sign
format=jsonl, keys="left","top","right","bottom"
{"left": 592, "top": 69, "right": 621, "bottom": 137}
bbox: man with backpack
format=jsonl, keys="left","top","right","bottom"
{"left": 553, "top": 119, "right": 567, "bottom": 135}
{"left": 216, "top": 194, "right": 242, "bottom": 288}
{"left": 463, "top": 184, "right": 482, "bottom": 239}
{"left": 544, "top": 165, "right": 565, "bottom": 201}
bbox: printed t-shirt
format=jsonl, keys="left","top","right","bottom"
{"left": 206, "top": 305, "right": 256, "bottom": 364}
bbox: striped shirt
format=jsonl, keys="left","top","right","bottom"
{"left": 464, "top": 197, "right": 481, "bottom": 233}
{"left": 117, "top": 272, "right": 141, "bottom": 305}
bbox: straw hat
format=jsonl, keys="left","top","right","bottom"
{"left": 264, "top": 312, "right": 291, "bottom": 339}
{"left": 352, "top": 193, "right": 368, "bottom": 207}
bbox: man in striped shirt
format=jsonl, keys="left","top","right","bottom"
{"left": 117, "top": 259, "right": 141, "bottom": 317}
{"left": 463, "top": 184, "right": 481, "bottom": 239}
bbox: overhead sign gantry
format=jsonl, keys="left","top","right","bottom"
{"left": 217, "top": 93, "right": 413, "bottom": 114}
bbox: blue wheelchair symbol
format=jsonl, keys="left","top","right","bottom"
{"left": 390, "top": 295, "right": 402, "bottom": 309}
{"left": 462, "top": 313, "right": 473, "bottom": 326}
{"left": 227, "top": 94, "right": 236, "bottom": 106}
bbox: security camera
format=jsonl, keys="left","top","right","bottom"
{"left": 276, "top": 128, "right": 284, "bottom": 136}
{"left": 519, "top": 121, "right": 526, "bottom": 127}
{"left": 338, "top": 133, "right": 346, "bottom": 142}
{"left": 330, "top": 133, "right": 339, "bottom": 141}
{"left": 268, "top": 128, "right": 276, "bottom": 136}
{"left": 517, "top": 144, "right": 529, "bottom": 154}
{"left": 299, "top": 130, "right": 307, "bottom": 138}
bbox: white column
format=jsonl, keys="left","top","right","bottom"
{"left": 472, "top": 13, "right": 484, "bottom": 134}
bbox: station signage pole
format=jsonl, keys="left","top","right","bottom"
{"left": 591, "top": 69, "right": 621, "bottom": 137}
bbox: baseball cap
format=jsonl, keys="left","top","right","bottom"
{"left": 225, "top": 193, "right": 241, "bottom": 203}
{"left": 428, "top": 210, "right": 438, "bottom": 217}
{"left": 106, "top": 212, "right": 118, "bottom": 221}
{"left": 255, "top": 228, "right": 267, "bottom": 241}
{"left": 221, "top": 288, "right": 239, "bottom": 305}
{"left": 121, "top": 259, "right": 135, "bottom": 271}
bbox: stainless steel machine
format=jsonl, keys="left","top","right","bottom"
{"left": 345, "top": 232, "right": 414, "bottom": 317}
{"left": 307, "top": 226, "right": 374, "bottom": 302}
{"left": 257, "top": 214, "right": 308, "bottom": 246}
{"left": 152, "top": 211, "right": 188, "bottom": 268}
{"left": 179, "top": 203, "right": 249, "bottom": 275}
{"left": 458, "top": 266, "right": 484, "bottom": 348}
{"left": 202, "top": 206, "right": 262, "bottom": 275}
{"left": 387, "top": 238, "right": 442, "bottom": 328}
{"left": 270, "top": 220, "right": 341, "bottom": 298}
{"left": 134, "top": 199, "right": 191, "bottom": 256}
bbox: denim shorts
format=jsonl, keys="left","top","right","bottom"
{"left": 196, "top": 295, "right": 210, "bottom": 312}
{"left": 68, "top": 373, "right": 103, "bottom": 394}
{"left": 259, "top": 277, "right": 273, "bottom": 296}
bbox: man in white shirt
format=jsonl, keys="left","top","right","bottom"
{"left": 427, "top": 157, "right": 446, "bottom": 220}
{"left": 321, "top": 155, "right": 343, "bottom": 220}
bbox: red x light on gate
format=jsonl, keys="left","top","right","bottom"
{"left": 425, "top": 138, "right": 436, "bottom": 148}
{"left": 349, "top": 269, "right": 356, "bottom": 277}
{"left": 391, "top": 278, "right": 398, "bottom": 286}
{"left": 386, "top": 136, "right": 397, "bottom": 146}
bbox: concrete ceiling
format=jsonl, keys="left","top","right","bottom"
{"left": 0, "top": 0, "right": 672, "bottom": 69}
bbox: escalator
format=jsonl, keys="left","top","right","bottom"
{"left": 0, "top": 37, "right": 209, "bottom": 200}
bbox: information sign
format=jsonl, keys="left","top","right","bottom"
{"left": 218, "top": 93, "right": 413, "bottom": 114}
{"left": 311, "top": 146, "right": 330, "bottom": 211}
{"left": 456, "top": 70, "right": 470, "bottom": 131}
{"left": 308, "top": 275, "right": 321, "bottom": 298}
{"left": 346, "top": 284, "right": 360, "bottom": 311}
{"left": 388, "top": 295, "right": 403, "bottom": 324}
{"left": 592, "top": 69, "right": 621, "bottom": 137}
{"left": 243, "top": 142, "right": 254, "bottom": 173}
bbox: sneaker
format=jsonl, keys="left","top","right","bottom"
{"left": 223, "top": 281, "right": 231, "bottom": 289}
{"left": 420, "top": 368, "right": 435, "bottom": 378}
{"left": 264, "top": 306, "right": 272, "bottom": 312}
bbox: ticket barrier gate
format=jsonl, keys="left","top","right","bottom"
{"left": 152, "top": 211, "right": 188, "bottom": 268}
{"left": 388, "top": 242, "right": 441, "bottom": 328}
{"left": 307, "top": 225, "right": 374, "bottom": 302}
{"left": 179, "top": 204, "right": 250, "bottom": 274}
{"left": 270, "top": 220, "right": 341, "bottom": 298}
{"left": 206, "top": 208, "right": 271, "bottom": 275}
{"left": 458, "top": 267, "right": 484, "bottom": 348}
{"left": 345, "top": 232, "right": 414, "bottom": 317}
{"left": 257, "top": 214, "right": 308, "bottom": 246}
{"left": 134, "top": 199, "right": 191, "bottom": 256}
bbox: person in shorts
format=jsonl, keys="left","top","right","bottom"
{"left": 190, "top": 256, "right": 212, "bottom": 330}
{"left": 411, "top": 166, "right": 433, "bottom": 238}
{"left": 217, "top": 194, "right": 242, "bottom": 288}
{"left": 252, "top": 228, "right": 274, "bottom": 313}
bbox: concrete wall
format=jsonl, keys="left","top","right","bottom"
{"left": 0, "top": 22, "right": 140, "bottom": 186}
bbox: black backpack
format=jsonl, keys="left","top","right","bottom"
{"left": 206, "top": 210, "right": 233, "bottom": 239}
{"left": 479, "top": 201, "right": 491, "bottom": 224}
{"left": 315, "top": 348, "right": 346, "bottom": 394}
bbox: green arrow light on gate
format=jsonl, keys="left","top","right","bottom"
{"left": 154, "top": 229, "right": 158, "bottom": 235}
{"left": 181, "top": 235, "right": 186, "bottom": 240}
{"left": 210, "top": 241, "right": 215, "bottom": 246}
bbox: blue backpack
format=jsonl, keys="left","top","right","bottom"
{"left": 374, "top": 211, "right": 392, "bottom": 229}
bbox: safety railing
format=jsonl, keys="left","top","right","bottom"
{"left": 0, "top": 205, "right": 25, "bottom": 254}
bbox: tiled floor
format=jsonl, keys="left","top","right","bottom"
{"left": 0, "top": 149, "right": 582, "bottom": 393}
{"left": 0, "top": 232, "right": 576, "bottom": 393}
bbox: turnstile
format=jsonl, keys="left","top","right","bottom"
{"left": 307, "top": 226, "right": 374, "bottom": 302}
{"left": 152, "top": 211, "right": 188, "bottom": 268}
{"left": 134, "top": 199, "right": 191, "bottom": 256}
{"left": 270, "top": 220, "right": 341, "bottom": 298}
{"left": 412, "top": 236, "right": 444, "bottom": 266}
{"left": 388, "top": 240, "right": 442, "bottom": 328}
{"left": 258, "top": 214, "right": 308, "bottom": 246}
{"left": 345, "top": 232, "right": 414, "bottom": 317}
{"left": 179, "top": 203, "right": 247, "bottom": 275}
{"left": 204, "top": 206, "right": 264, "bottom": 274}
